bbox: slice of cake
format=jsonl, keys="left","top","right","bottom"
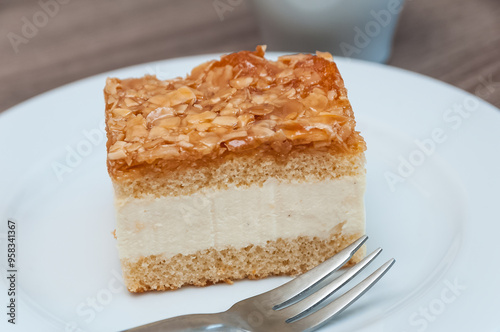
{"left": 105, "top": 46, "right": 366, "bottom": 292}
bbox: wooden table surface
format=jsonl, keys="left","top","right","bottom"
{"left": 1, "top": 0, "right": 499, "bottom": 113}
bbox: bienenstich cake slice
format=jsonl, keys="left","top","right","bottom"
{"left": 105, "top": 46, "right": 366, "bottom": 292}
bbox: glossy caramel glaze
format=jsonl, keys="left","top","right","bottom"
{"left": 105, "top": 46, "right": 365, "bottom": 179}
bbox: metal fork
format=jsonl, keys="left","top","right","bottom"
{"left": 123, "top": 236, "right": 394, "bottom": 332}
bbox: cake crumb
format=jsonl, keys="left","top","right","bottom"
{"left": 112, "top": 229, "right": 117, "bottom": 239}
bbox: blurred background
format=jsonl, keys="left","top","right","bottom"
{"left": 1, "top": 0, "right": 499, "bottom": 112}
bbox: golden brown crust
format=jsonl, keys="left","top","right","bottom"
{"left": 105, "top": 46, "right": 365, "bottom": 181}
{"left": 120, "top": 230, "right": 364, "bottom": 293}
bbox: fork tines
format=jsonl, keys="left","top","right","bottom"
{"left": 269, "top": 236, "right": 395, "bottom": 331}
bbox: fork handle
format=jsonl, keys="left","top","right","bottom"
{"left": 121, "top": 313, "right": 234, "bottom": 332}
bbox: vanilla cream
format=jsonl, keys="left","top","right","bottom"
{"left": 115, "top": 175, "right": 365, "bottom": 261}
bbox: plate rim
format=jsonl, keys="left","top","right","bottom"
{"left": 1, "top": 52, "right": 499, "bottom": 120}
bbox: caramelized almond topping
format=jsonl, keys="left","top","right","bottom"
{"left": 105, "top": 46, "right": 364, "bottom": 169}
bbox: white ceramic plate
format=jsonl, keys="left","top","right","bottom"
{"left": 1, "top": 53, "right": 500, "bottom": 332}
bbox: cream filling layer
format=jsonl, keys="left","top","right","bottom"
{"left": 115, "top": 175, "right": 366, "bottom": 261}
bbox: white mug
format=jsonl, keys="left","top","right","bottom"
{"left": 251, "top": 0, "right": 405, "bottom": 63}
